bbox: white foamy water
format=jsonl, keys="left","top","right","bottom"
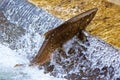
{"left": 0, "top": 0, "right": 66, "bottom": 79}
{"left": 0, "top": 44, "right": 66, "bottom": 80}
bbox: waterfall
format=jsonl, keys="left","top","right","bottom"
{"left": 0, "top": 0, "right": 63, "bottom": 59}
{"left": 0, "top": 0, "right": 66, "bottom": 80}
{"left": 0, "top": 0, "right": 120, "bottom": 80}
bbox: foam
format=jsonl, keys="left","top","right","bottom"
{"left": 0, "top": 44, "right": 66, "bottom": 80}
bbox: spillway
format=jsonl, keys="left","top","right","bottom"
{"left": 0, "top": 0, "right": 120, "bottom": 80}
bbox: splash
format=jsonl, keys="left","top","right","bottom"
{"left": 0, "top": 44, "right": 66, "bottom": 80}
{"left": 0, "top": 0, "right": 66, "bottom": 80}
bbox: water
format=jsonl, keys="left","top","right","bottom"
{"left": 0, "top": 0, "right": 120, "bottom": 80}
{"left": 0, "top": 0, "right": 66, "bottom": 80}
{"left": 0, "top": 0, "right": 63, "bottom": 59}
{"left": 48, "top": 35, "right": 120, "bottom": 80}
{"left": 0, "top": 44, "right": 66, "bottom": 80}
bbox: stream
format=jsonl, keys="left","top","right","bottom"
{"left": 0, "top": 0, "right": 120, "bottom": 80}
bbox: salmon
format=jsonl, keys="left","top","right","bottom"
{"left": 31, "top": 8, "right": 98, "bottom": 65}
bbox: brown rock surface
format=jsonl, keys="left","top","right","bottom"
{"left": 29, "top": 0, "right": 120, "bottom": 49}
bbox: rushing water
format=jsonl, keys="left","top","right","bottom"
{"left": 0, "top": 0, "right": 120, "bottom": 80}
{"left": 0, "top": 44, "right": 66, "bottom": 80}
{"left": 0, "top": 0, "right": 66, "bottom": 80}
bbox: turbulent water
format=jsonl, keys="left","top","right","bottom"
{"left": 0, "top": 44, "right": 66, "bottom": 80}
{"left": 0, "top": 0, "right": 120, "bottom": 80}
{"left": 0, "top": 0, "right": 65, "bottom": 80}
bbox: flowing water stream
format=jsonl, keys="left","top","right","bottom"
{"left": 0, "top": 0, "right": 65, "bottom": 80}
{"left": 0, "top": 0, "right": 120, "bottom": 80}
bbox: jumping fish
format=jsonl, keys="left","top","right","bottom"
{"left": 31, "top": 8, "right": 98, "bottom": 65}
